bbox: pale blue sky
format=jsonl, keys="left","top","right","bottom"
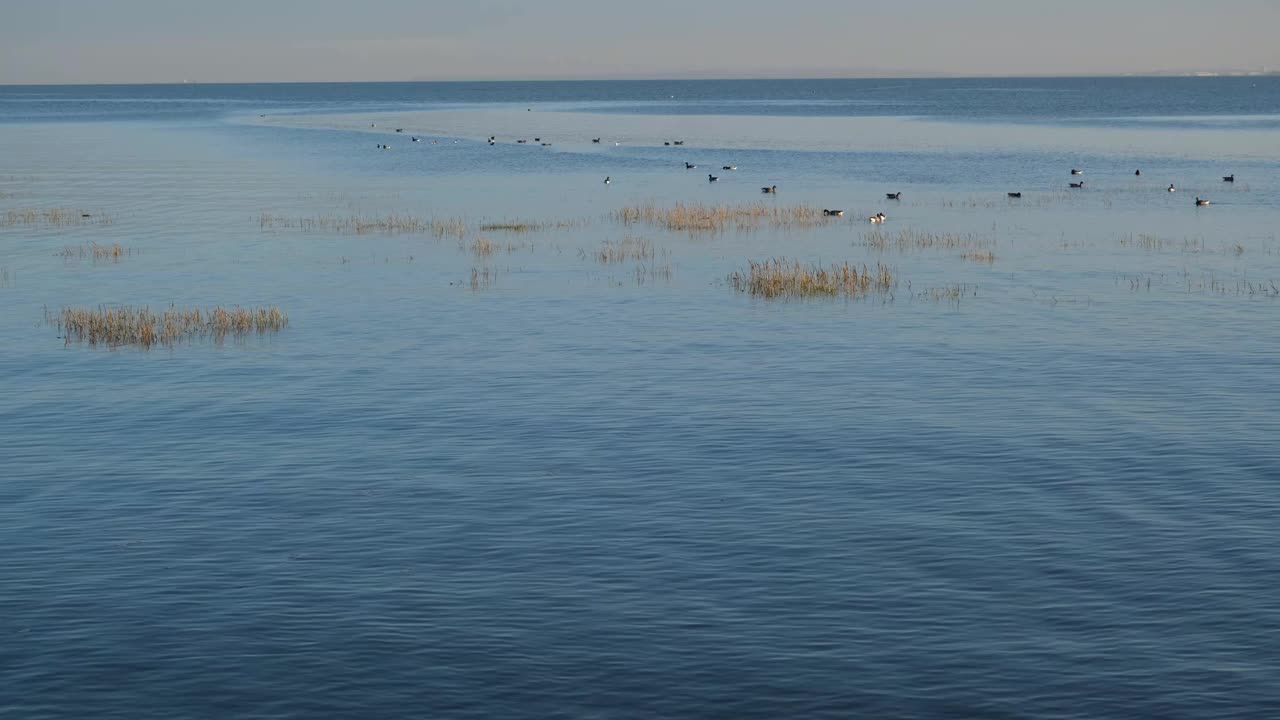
{"left": 2, "top": 0, "right": 1277, "bottom": 84}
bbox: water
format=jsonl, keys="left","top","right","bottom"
{"left": 2, "top": 78, "right": 1279, "bottom": 719}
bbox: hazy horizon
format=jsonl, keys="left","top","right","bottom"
{"left": 2, "top": 0, "right": 1278, "bottom": 85}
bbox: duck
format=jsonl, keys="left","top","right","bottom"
{"left": 603, "top": 176, "right": 611, "bottom": 184}
{"left": 1069, "top": 181, "right": 1085, "bottom": 189}
{"left": 664, "top": 142, "right": 671, "bottom": 146}
{"left": 411, "top": 137, "right": 420, "bottom": 142}
{"left": 1007, "top": 192, "right": 1022, "bottom": 198}
{"left": 762, "top": 185, "right": 777, "bottom": 194}
{"left": 673, "top": 140, "right": 685, "bottom": 146}
{"left": 1223, "top": 174, "right": 1234, "bottom": 182}
{"left": 1195, "top": 197, "right": 1210, "bottom": 206}
{"left": 541, "top": 142, "right": 552, "bottom": 146}
{"left": 1071, "top": 169, "right": 1083, "bottom": 175}
{"left": 395, "top": 128, "right": 403, "bottom": 133}
{"left": 722, "top": 165, "right": 737, "bottom": 170}
{"left": 708, "top": 174, "right": 718, "bottom": 182}
{"left": 685, "top": 162, "right": 697, "bottom": 169}
{"left": 517, "top": 139, "right": 527, "bottom": 144}
{"left": 822, "top": 209, "right": 844, "bottom": 216}
{"left": 592, "top": 138, "right": 601, "bottom": 143}
{"left": 886, "top": 192, "right": 902, "bottom": 200}
{"left": 1135, "top": 169, "right": 1142, "bottom": 176}
{"left": 869, "top": 214, "right": 883, "bottom": 224}
{"left": 1168, "top": 184, "right": 1176, "bottom": 192}
{"left": 877, "top": 212, "right": 887, "bottom": 221}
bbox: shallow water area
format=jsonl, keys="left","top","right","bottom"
{"left": 2, "top": 78, "right": 1279, "bottom": 719}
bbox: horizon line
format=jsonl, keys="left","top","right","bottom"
{"left": 2, "top": 72, "right": 1277, "bottom": 88}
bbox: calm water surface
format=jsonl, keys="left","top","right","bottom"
{"left": 2, "top": 78, "right": 1279, "bottom": 719}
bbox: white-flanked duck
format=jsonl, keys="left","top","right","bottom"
{"left": 1195, "top": 197, "right": 1210, "bottom": 206}
{"left": 761, "top": 185, "right": 777, "bottom": 194}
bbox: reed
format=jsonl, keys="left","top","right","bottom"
{"left": 259, "top": 212, "right": 469, "bottom": 238}
{"left": 961, "top": 250, "right": 997, "bottom": 264}
{"left": 479, "top": 218, "right": 585, "bottom": 233}
{"left": 49, "top": 304, "right": 288, "bottom": 349}
{"left": 586, "top": 236, "right": 656, "bottom": 263}
{"left": 865, "top": 228, "right": 994, "bottom": 252}
{"left": 3, "top": 208, "right": 111, "bottom": 227}
{"left": 468, "top": 236, "right": 496, "bottom": 257}
{"left": 469, "top": 266, "right": 499, "bottom": 290}
{"left": 729, "top": 258, "right": 895, "bottom": 299}
{"left": 919, "top": 284, "right": 977, "bottom": 303}
{"left": 613, "top": 202, "right": 834, "bottom": 233}
{"left": 56, "top": 242, "right": 133, "bottom": 262}
{"left": 0, "top": 266, "right": 9, "bottom": 288}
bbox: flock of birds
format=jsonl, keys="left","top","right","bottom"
{"left": 366, "top": 124, "right": 1235, "bottom": 217}
{"left": 1054, "top": 167, "right": 1231, "bottom": 207}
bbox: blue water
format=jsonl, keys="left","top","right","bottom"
{"left": 2, "top": 78, "right": 1279, "bottom": 719}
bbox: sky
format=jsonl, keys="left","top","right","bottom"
{"left": 1, "top": 0, "right": 1278, "bottom": 84}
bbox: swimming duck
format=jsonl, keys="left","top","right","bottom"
{"left": 822, "top": 209, "right": 844, "bottom": 216}
{"left": 685, "top": 162, "right": 696, "bottom": 169}
{"left": 604, "top": 176, "right": 611, "bottom": 184}
{"left": 708, "top": 174, "right": 718, "bottom": 182}
{"left": 1135, "top": 169, "right": 1141, "bottom": 176}
{"left": 869, "top": 214, "right": 883, "bottom": 224}
{"left": 1071, "top": 169, "right": 1083, "bottom": 175}
{"left": 886, "top": 192, "right": 902, "bottom": 200}
{"left": 1008, "top": 192, "right": 1022, "bottom": 198}
{"left": 1223, "top": 174, "right": 1234, "bottom": 182}
{"left": 761, "top": 185, "right": 777, "bottom": 194}
{"left": 1195, "top": 197, "right": 1210, "bottom": 206}
{"left": 592, "top": 138, "right": 601, "bottom": 143}
{"left": 722, "top": 165, "right": 737, "bottom": 170}
{"left": 1168, "top": 184, "right": 1176, "bottom": 192}
{"left": 1069, "top": 181, "right": 1084, "bottom": 188}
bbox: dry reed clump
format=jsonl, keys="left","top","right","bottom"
{"left": 864, "top": 228, "right": 995, "bottom": 252}
{"left": 3, "top": 208, "right": 112, "bottom": 227}
{"left": 584, "top": 236, "right": 657, "bottom": 264}
{"left": 49, "top": 305, "right": 288, "bottom": 349}
{"left": 259, "top": 212, "right": 469, "bottom": 238}
{"left": 56, "top": 242, "right": 133, "bottom": 262}
{"left": 613, "top": 202, "right": 835, "bottom": 233}
{"left": 728, "top": 258, "right": 896, "bottom": 299}
{"left": 961, "top": 250, "right": 997, "bottom": 264}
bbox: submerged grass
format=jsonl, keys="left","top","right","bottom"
{"left": 48, "top": 305, "right": 288, "bottom": 349}
{"left": 3, "top": 208, "right": 112, "bottom": 227}
{"left": 614, "top": 202, "right": 835, "bottom": 233}
{"left": 729, "top": 258, "right": 895, "bottom": 299}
